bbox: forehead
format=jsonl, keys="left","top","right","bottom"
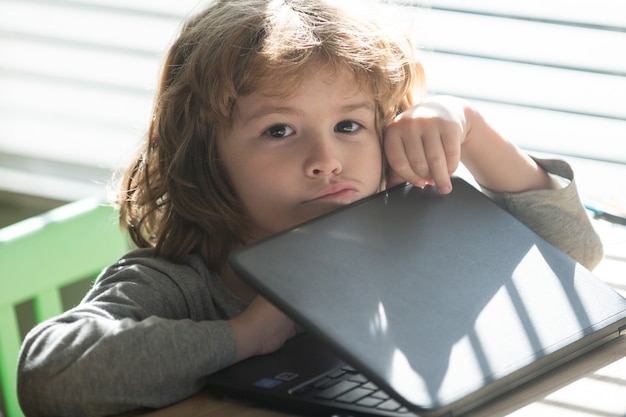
{"left": 241, "top": 66, "right": 374, "bottom": 108}
{"left": 250, "top": 51, "right": 374, "bottom": 93}
{"left": 270, "top": 69, "right": 369, "bottom": 96}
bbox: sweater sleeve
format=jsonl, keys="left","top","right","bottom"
{"left": 17, "top": 250, "right": 246, "bottom": 417}
{"left": 480, "top": 158, "right": 604, "bottom": 270}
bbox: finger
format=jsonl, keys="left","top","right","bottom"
{"left": 440, "top": 126, "right": 462, "bottom": 175}
{"left": 402, "top": 130, "right": 431, "bottom": 181}
{"left": 422, "top": 133, "right": 453, "bottom": 194}
{"left": 384, "top": 127, "right": 428, "bottom": 187}
{"left": 437, "top": 129, "right": 462, "bottom": 194}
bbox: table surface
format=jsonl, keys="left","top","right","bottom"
{"left": 123, "top": 220, "right": 626, "bottom": 417}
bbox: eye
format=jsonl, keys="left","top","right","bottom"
{"left": 335, "top": 120, "right": 361, "bottom": 134}
{"left": 263, "top": 124, "right": 295, "bottom": 139}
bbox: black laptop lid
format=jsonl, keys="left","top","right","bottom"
{"left": 229, "top": 178, "right": 626, "bottom": 416}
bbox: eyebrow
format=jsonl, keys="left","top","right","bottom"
{"left": 243, "top": 106, "right": 305, "bottom": 124}
{"left": 341, "top": 101, "right": 376, "bottom": 113}
{"left": 242, "top": 100, "right": 375, "bottom": 124}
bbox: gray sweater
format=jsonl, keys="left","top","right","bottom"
{"left": 17, "top": 159, "right": 603, "bottom": 417}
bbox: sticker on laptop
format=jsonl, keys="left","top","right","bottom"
{"left": 252, "top": 371, "right": 300, "bottom": 389}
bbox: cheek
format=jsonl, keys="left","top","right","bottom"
{"left": 218, "top": 135, "right": 261, "bottom": 190}
{"left": 223, "top": 155, "right": 287, "bottom": 215}
{"left": 362, "top": 141, "right": 385, "bottom": 187}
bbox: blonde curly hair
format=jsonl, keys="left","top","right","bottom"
{"left": 117, "top": 0, "right": 425, "bottom": 267}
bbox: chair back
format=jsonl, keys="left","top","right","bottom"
{"left": 0, "top": 198, "right": 128, "bottom": 417}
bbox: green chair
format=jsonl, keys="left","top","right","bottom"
{"left": 0, "top": 197, "right": 129, "bottom": 417}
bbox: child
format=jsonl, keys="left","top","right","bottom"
{"left": 17, "top": 0, "right": 603, "bottom": 416}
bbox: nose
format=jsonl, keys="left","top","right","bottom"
{"left": 303, "top": 134, "right": 343, "bottom": 177}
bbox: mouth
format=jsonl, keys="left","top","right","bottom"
{"left": 309, "top": 183, "right": 359, "bottom": 202}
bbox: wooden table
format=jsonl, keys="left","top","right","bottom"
{"left": 121, "top": 337, "right": 626, "bottom": 417}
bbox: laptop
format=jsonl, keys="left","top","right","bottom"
{"left": 206, "top": 177, "right": 626, "bottom": 417}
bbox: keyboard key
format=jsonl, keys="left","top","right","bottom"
{"left": 314, "top": 377, "right": 339, "bottom": 389}
{"left": 327, "top": 368, "right": 347, "bottom": 379}
{"left": 316, "top": 380, "right": 360, "bottom": 400}
{"left": 371, "top": 390, "right": 390, "bottom": 400}
{"left": 362, "top": 381, "right": 378, "bottom": 390}
{"left": 348, "top": 374, "right": 369, "bottom": 383}
{"left": 377, "top": 398, "right": 402, "bottom": 411}
{"left": 356, "top": 396, "right": 385, "bottom": 408}
{"left": 336, "top": 387, "right": 375, "bottom": 404}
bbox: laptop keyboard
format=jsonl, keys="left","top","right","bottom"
{"left": 290, "top": 364, "right": 411, "bottom": 414}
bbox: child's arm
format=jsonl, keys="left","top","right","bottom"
{"left": 17, "top": 250, "right": 244, "bottom": 417}
{"left": 384, "top": 96, "right": 603, "bottom": 269}
{"left": 384, "top": 96, "right": 557, "bottom": 194}
{"left": 228, "top": 296, "right": 298, "bottom": 362}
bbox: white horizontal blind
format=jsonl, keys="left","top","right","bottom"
{"left": 0, "top": 0, "right": 200, "bottom": 199}
{"left": 0, "top": 0, "right": 625, "bottom": 200}
{"left": 392, "top": 0, "right": 626, "bottom": 163}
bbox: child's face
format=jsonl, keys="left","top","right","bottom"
{"left": 219, "top": 69, "right": 383, "bottom": 241}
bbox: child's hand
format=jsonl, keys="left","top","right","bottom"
{"left": 384, "top": 96, "right": 470, "bottom": 194}
{"left": 385, "top": 95, "right": 556, "bottom": 194}
{"left": 229, "top": 296, "right": 298, "bottom": 362}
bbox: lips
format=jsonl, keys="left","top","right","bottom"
{"left": 309, "top": 183, "right": 359, "bottom": 201}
